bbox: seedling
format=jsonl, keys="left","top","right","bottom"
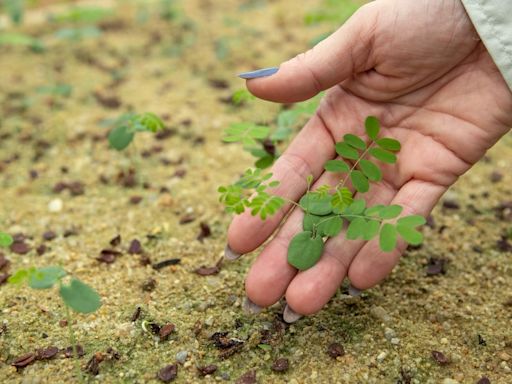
{"left": 219, "top": 116, "right": 426, "bottom": 270}
{"left": 3, "top": 0, "right": 24, "bottom": 25}
{"left": 223, "top": 95, "right": 321, "bottom": 169}
{"left": 8, "top": 266, "right": 101, "bottom": 382}
{"left": 0, "top": 232, "right": 13, "bottom": 248}
{"left": 108, "top": 112, "right": 165, "bottom": 151}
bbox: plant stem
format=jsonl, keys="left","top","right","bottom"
{"left": 337, "top": 142, "right": 375, "bottom": 190}
{"left": 65, "top": 304, "right": 84, "bottom": 383}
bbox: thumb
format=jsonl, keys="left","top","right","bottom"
{"left": 240, "top": 3, "right": 377, "bottom": 103}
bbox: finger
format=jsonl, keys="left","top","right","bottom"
{"left": 244, "top": 3, "right": 377, "bottom": 103}
{"left": 284, "top": 179, "right": 397, "bottom": 315}
{"left": 227, "top": 113, "right": 336, "bottom": 255}
{"left": 244, "top": 163, "right": 344, "bottom": 307}
{"left": 348, "top": 179, "right": 446, "bottom": 290}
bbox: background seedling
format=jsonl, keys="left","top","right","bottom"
{"left": 8, "top": 266, "right": 101, "bottom": 382}
{"left": 108, "top": 112, "right": 165, "bottom": 151}
{"left": 3, "top": 0, "right": 24, "bottom": 25}
{"left": 220, "top": 116, "right": 426, "bottom": 270}
{"left": 0, "top": 232, "right": 13, "bottom": 248}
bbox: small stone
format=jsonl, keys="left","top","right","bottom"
{"left": 197, "top": 364, "right": 217, "bottom": 376}
{"left": 236, "top": 370, "right": 256, "bottom": 384}
{"left": 128, "top": 239, "right": 143, "bottom": 254}
{"left": 476, "top": 377, "right": 490, "bottom": 384}
{"left": 490, "top": 171, "right": 503, "bottom": 183}
{"left": 384, "top": 328, "right": 396, "bottom": 341}
{"left": 376, "top": 351, "right": 387, "bottom": 362}
{"left": 11, "top": 353, "right": 37, "bottom": 369}
{"left": 175, "top": 350, "right": 188, "bottom": 364}
{"left": 48, "top": 198, "right": 63, "bottom": 212}
{"left": 327, "top": 342, "right": 344, "bottom": 358}
{"left": 159, "top": 323, "right": 175, "bottom": 341}
{"left": 157, "top": 364, "right": 178, "bottom": 382}
{"left": 370, "top": 306, "right": 391, "bottom": 323}
{"left": 441, "top": 379, "right": 459, "bottom": 384}
{"left": 42, "top": 231, "right": 57, "bottom": 241}
{"left": 440, "top": 338, "right": 449, "bottom": 345}
{"left": 36, "top": 346, "right": 59, "bottom": 360}
{"left": 390, "top": 337, "right": 400, "bottom": 345}
{"left": 432, "top": 350, "right": 450, "bottom": 366}
{"left": 498, "top": 351, "right": 511, "bottom": 361}
{"left": 271, "top": 357, "right": 289, "bottom": 372}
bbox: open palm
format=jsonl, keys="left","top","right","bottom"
{"left": 227, "top": 0, "right": 512, "bottom": 321}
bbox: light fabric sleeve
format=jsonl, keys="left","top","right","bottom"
{"left": 461, "top": 0, "right": 512, "bottom": 90}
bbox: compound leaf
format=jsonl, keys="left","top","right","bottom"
{"left": 300, "top": 193, "right": 333, "bottom": 215}
{"left": 369, "top": 148, "right": 397, "bottom": 164}
{"left": 346, "top": 217, "right": 366, "bottom": 240}
{"left": 362, "top": 220, "right": 380, "bottom": 241}
{"left": 331, "top": 187, "right": 353, "bottom": 213}
{"left": 248, "top": 193, "right": 285, "bottom": 220}
{"left": 343, "top": 134, "right": 366, "bottom": 150}
{"left": 376, "top": 138, "right": 401, "bottom": 151}
{"left": 396, "top": 225, "right": 423, "bottom": 245}
{"left": 397, "top": 215, "right": 426, "bottom": 228}
{"left": 378, "top": 205, "right": 403, "bottom": 219}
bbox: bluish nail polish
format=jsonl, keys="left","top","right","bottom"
{"left": 283, "top": 304, "right": 303, "bottom": 323}
{"left": 348, "top": 285, "right": 363, "bottom": 297}
{"left": 243, "top": 296, "right": 262, "bottom": 315}
{"left": 224, "top": 244, "right": 241, "bottom": 261}
{"left": 237, "top": 66, "right": 279, "bottom": 79}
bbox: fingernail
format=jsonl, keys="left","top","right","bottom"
{"left": 237, "top": 66, "right": 279, "bottom": 79}
{"left": 243, "top": 296, "right": 262, "bottom": 315}
{"left": 224, "top": 244, "right": 241, "bottom": 261}
{"left": 348, "top": 285, "right": 363, "bottom": 297}
{"left": 283, "top": 304, "right": 302, "bottom": 323}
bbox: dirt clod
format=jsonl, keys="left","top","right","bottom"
{"left": 157, "top": 364, "right": 178, "bottom": 382}
{"left": 197, "top": 364, "right": 218, "bottom": 376}
{"left": 36, "top": 346, "right": 59, "bottom": 360}
{"left": 431, "top": 350, "right": 450, "bottom": 365}
{"left": 11, "top": 353, "right": 36, "bottom": 369}
{"left": 159, "top": 323, "right": 176, "bottom": 341}
{"left": 236, "top": 370, "right": 256, "bottom": 384}
{"left": 327, "top": 342, "right": 345, "bottom": 359}
{"left": 271, "top": 357, "right": 289, "bottom": 372}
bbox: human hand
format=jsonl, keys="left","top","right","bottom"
{"left": 227, "top": 0, "right": 512, "bottom": 322}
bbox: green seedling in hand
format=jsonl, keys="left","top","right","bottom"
{"left": 9, "top": 266, "right": 101, "bottom": 382}
{"left": 219, "top": 116, "right": 426, "bottom": 271}
{"left": 108, "top": 112, "right": 165, "bottom": 150}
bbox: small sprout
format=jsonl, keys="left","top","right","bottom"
{"left": 0, "top": 232, "right": 13, "bottom": 247}
{"left": 220, "top": 116, "right": 426, "bottom": 271}
{"left": 108, "top": 112, "right": 165, "bottom": 151}
{"left": 232, "top": 89, "right": 255, "bottom": 105}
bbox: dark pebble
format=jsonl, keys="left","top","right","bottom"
{"left": 93, "top": 91, "right": 121, "bottom": 109}
{"left": 179, "top": 213, "right": 195, "bottom": 224}
{"left": 197, "top": 364, "right": 217, "bottom": 376}
{"left": 109, "top": 234, "right": 121, "bottom": 247}
{"left": 130, "top": 195, "right": 143, "bottom": 205}
{"left": 327, "top": 342, "right": 345, "bottom": 358}
{"left": 63, "top": 228, "right": 78, "bottom": 237}
{"left": 194, "top": 265, "right": 220, "bottom": 276}
{"left": 236, "top": 370, "right": 256, "bottom": 384}
{"left": 442, "top": 199, "right": 460, "bottom": 210}
{"left": 43, "top": 231, "right": 57, "bottom": 241}
{"left": 477, "top": 377, "right": 491, "bottom": 384}
{"left": 36, "top": 346, "right": 59, "bottom": 360}
{"left": 271, "top": 357, "right": 289, "bottom": 372}
{"left": 0, "top": 253, "right": 10, "bottom": 270}
{"left": 142, "top": 278, "right": 157, "bottom": 292}
{"left": 64, "top": 345, "right": 85, "bottom": 358}
{"left": 98, "top": 249, "right": 122, "bottom": 264}
{"left": 152, "top": 258, "right": 181, "bottom": 270}
{"left": 477, "top": 334, "right": 487, "bottom": 346}
{"left": 173, "top": 169, "right": 187, "bottom": 178}
{"left": 0, "top": 272, "right": 9, "bottom": 285}
{"left": 130, "top": 306, "right": 142, "bottom": 322}
{"left": 36, "top": 244, "right": 48, "bottom": 256}
{"left": 496, "top": 236, "right": 512, "bottom": 252}
{"left": 426, "top": 258, "right": 447, "bottom": 276}
{"left": 10, "top": 241, "right": 31, "bottom": 255}
{"left": 85, "top": 354, "right": 101, "bottom": 375}
{"left": 431, "top": 350, "right": 450, "bottom": 365}
{"left": 158, "top": 364, "right": 178, "bottom": 382}
{"left": 148, "top": 322, "right": 161, "bottom": 335}
{"left": 128, "top": 239, "right": 143, "bottom": 254}
{"left": 11, "top": 353, "right": 36, "bottom": 369}
{"left": 197, "top": 222, "right": 212, "bottom": 242}
{"left": 159, "top": 323, "right": 176, "bottom": 341}
{"left": 490, "top": 171, "right": 503, "bottom": 183}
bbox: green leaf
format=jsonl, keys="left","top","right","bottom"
{"left": 133, "top": 112, "right": 165, "bottom": 132}
{"left": 255, "top": 155, "right": 275, "bottom": 169}
{"left": 335, "top": 142, "right": 359, "bottom": 160}
{"left": 0, "top": 232, "right": 13, "bottom": 248}
{"left": 324, "top": 159, "right": 350, "bottom": 173}
{"left": 331, "top": 187, "right": 353, "bottom": 213}
{"left": 376, "top": 138, "right": 401, "bottom": 151}
{"left": 303, "top": 213, "right": 323, "bottom": 232}
{"left": 397, "top": 215, "right": 426, "bottom": 228}
{"left": 300, "top": 193, "right": 333, "bottom": 215}
{"left": 369, "top": 148, "right": 397, "bottom": 164}
{"left": 396, "top": 225, "right": 423, "bottom": 245}
{"left": 365, "top": 116, "right": 380, "bottom": 140}
{"left": 379, "top": 223, "right": 397, "bottom": 252}
{"left": 318, "top": 215, "right": 343, "bottom": 237}
{"left": 362, "top": 220, "right": 380, "bottom": 241}
{"left": 8, "top": 268, "right": 31, "bottom": 285}
{"left": 346, "top": 217, "right": 366, "bottom": 240}
{"left": 343, "top": 134, "right": 366, "bottom": 150}
{"left": 378, "top": 205, "right": 403, "bottom": 219}
{"left": 108, "top": 125, "right": 134, "bottom": 151}
{"left": 223, "top": 123, "right": 270, "bottom": 147}
{"left": 248, "top": 193, "right": 285, "bottom": 220}
{"left": 350, "top": 170, "right": 369, "bottom": 193}
{"left": 359, "top": 159, "right": 382, "bottom": 182}
{"left": 59, "top": 278, "right": 101, "bottom": 314}
{"left": 365, "top": 204, "right": 385, "bottom": 216}
{"left": 28, "top": 266, "right": 67, "bottom": 290}
{"left": 287, "top": 231, "right": 324, "bottom": 270}
{"left": 344, "top": 199, "right": 366, "bottom": 216}
{"left": 232, "top": 89, "right": 256, "bottom": 105}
